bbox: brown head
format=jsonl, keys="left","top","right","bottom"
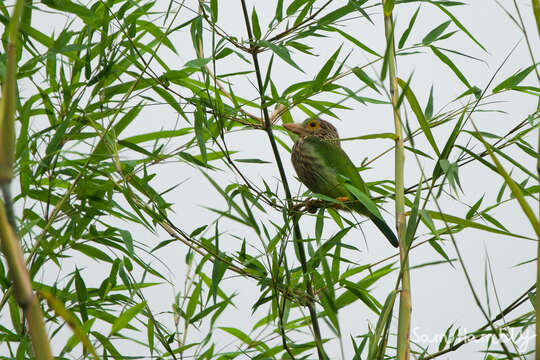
{"left": 283, "top": 118, "right": 340, "bottom": 146}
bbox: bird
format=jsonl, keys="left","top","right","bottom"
{"left": 283, "top": 117, "right": 399, "bottom": 247}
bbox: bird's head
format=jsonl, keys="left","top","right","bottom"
{"left": 283, "top": 118, "right": 339, "bottom": 144}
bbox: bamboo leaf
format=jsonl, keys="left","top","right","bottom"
{"left": 110, "top": 302, "right": 146, "bottom": 334}
{"left": 433, "top": 106, "right": 466, "bottom": 180}
{"left": 430, "top": 46, "right": 472, "bottom": 89}
{"left": 352, "top": 67, "right": 380, "bottom": 93}
{"left": 422, "top": 20, "right": 452, "bottom": 44}
{"left": 492, "top": 63, "right": 538, "bottom": 92}
{"left": 259, "top": 40, "right": 303, "bottom": 72}
{"left": 313, "top": 45, "right": 342, "bottom": 92}
{"left": 397, "top": 77, "right": 440, "bottom": 156}
{"left": 210, "top": 0, "right": 218, "bottom": 22}
{"left": 431, "top": 2, "right": 486, "bottom": 51}
{"left": 318, "top": 3, "right": 355, "bottom": 26}
{"left": 398, "top": 6, "right": 420, "bottom": 49}
{"left": 251, "top": 7, "right": 262, "bottom": 39}
{"left": 219, "top": 327, "right": 254, "bottom": 346}
{"left": 331, "top": 27, "right": 380, "bottom": 56}
{"left": 427, "top": 210, "right": 533, "bottom": 239}
{"left": 194, "top": 106, "right": 207, "bottom": 163}
{"left": 40, "top": 290, "right": 99, "bottom": 359}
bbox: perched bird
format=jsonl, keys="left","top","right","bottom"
{"left": 283, "top": 117, "right": 399, "bottom": 247}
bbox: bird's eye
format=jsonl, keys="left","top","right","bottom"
{"left": 309, "top": 122, "right": 317, "bottom": 128}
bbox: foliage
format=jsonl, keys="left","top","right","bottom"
{"left": 0, "top": 0, "right": 538, "bottom": 359}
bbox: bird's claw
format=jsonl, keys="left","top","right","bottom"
{"left": 290, "top": 198, "right": 348, "bottom": 215}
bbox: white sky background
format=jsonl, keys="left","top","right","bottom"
{"left": 8, "top": 0, "right": 540, "bottom": 358}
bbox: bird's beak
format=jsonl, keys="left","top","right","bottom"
{"left": 283, "top": 123, "right": 309, "bottom": 136}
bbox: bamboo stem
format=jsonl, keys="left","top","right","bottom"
{"left": 531, "top": 2, "right": 540, "bottom": 358}
{"left": 0, "top": 202, "right": 53, "bottom": 359}
{"left": 0, "top": 1, "right": 54, "bottom": 358}
{"left": 382, "top": 2, "right": 411, "bottom": 359}
{"left": 238, "top": 1, "right": 327, "bottom": 358}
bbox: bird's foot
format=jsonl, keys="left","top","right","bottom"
{"left": 290, "top": 198, "right": 326, "bottom": 215}
{"left": 304, "top": 199, "right": 325, "bottom": 213}
{"left": 290, "top": 198, "right": 350, "bottom": 215}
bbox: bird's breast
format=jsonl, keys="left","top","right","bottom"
{"left": 291, "top": 139, "right": 328, "bottom": 193}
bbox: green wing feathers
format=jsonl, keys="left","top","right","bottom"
{"left": 303, "top": 136, "right": 369, "bottom": 195}
{"left": 302, "top": 136, "right": 399, "bottom": 248}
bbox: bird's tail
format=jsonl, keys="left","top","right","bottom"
{"left": 370, "top": 216, "right": 399, "bottom": 248}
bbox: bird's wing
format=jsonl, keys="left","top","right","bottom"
{"left": 302, "top": 136, "right": 370, "bottom": 197}
{"left": 303, "top": 137, "right": 398, "bottom": 247}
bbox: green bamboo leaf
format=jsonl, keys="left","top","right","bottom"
{"left": 422, "top": 21, "right": 452, "bottom": 45}
{"left": 219, "top": 327, "right": 254, "bottom": 346}
{"left": 397, "top": 77, "right": 440, "bottom": 156}
{"left": 352, "top": 67, "right": 380, "bottom": 93}
{"left": 430, "top": 46, "right": 472, "bottom": 89}
{"left": 424, "top": 86, "right": 434, "bottom": 120}
{"left": 104, "top": 78, "right": 158, "bottom": 99}
{"left": 470, "top": 131, "right": 540, "bottom": 238}
{"left": 185, "top": 57, "right": 212, "bottom": 67}
{"left": 331, "top": 27, "right": 380, "bottom": 56}
{"left": 72, "top": 243, "right": 113, "bottom": 263}
{"left": 120, "top": 128, "right": 191, "bottom": 146}
{"left": 456, "top": 145, "right": 498, "bottom": 173}
{"left": 137, "top": 19, "right": 177, "bottom": 54}
{"left": 331, "top": 234, "right": 342, "bottom": 282}
{"left": 41, "top": 0, "right": 96, "bottom": 25}
{"left": 405, "top": 181, "right": 422, "bottom": 246}
{"left": 194, "top": 107, "right": 207, "bottom": 163}
{"left": 93, "top": 331, "right": 123, "bottom": 357}
{"left": 368, "top": 290, "right": 397, "bottom": 359}
{"left": 319, "top": 265, "right": 339, "bottom": 332}
{"left": 492, "top": 63, "right": 538, "bottom": 93}
{"left": 274, "top": 0, "right": 284, "bottom": 21}
{"left": 316, "top": 208, "right": 325, "bottom": 243}
{"left": 427, "top": 210, "right": 533, "bottom": 239}
{"left": 152, "top": 86, "right": 186, "bottom": 119}
{"left": 398, "top": 6, "right": 420, "bottom": 49}
{"left": 210, "top": 259, "right": 227, "bottom": 303}
{"left": 110, "top": 302, "right": 146, "bottom": 334}
{"left": 190, "top": 301, "right": 227, "bottom": 323}
{"left": 259, "top": 40, "right": 303, "bottom": 72}
{"left": 467, "top": 132, "right": 538, "bottom": 180}
{"left": 147, "top": 320, "right": 154, "bottom": 354}
{"left": 431, "top": 2, "right": 486, "bottom": 51}
{"left": 113, "top": 103, "right": 143, "bottom": 137}
{"left": 235, "top": 158, "right": 270, "bottom": 164}
{"left": 119, "top": 230, "right": 134, "bottom": 256}
{"left": 74, "top": 269, "right": 88, "bottom": 322}
{"left": 433, "top": 106, "right": 466, "bottom": 180}
{"left": 534, "top": 0, "right": 540, "bottom": 35}
{"left": 318, "top": 3, "right": 355, "bottom": 26}
{"left": 313, "top": 45, "right": 342, "bottom": 91}
{"left": 466, "top": 196, "right": 483, "bottom": 220}
{"left": 251, "top": 7, "right": 261, "bottom": 39}
{"left": 40, "top": 290, "right": 99, "bottom": 358}
{"left": 293, "top": 0, "right": 314, "bottom": 26}
{"left": 339, "top": 280, "right": 381, "bottom": 314}
{"left": 344, "top": 184, "right": 383, "bottom": 220}
{"left": 210, "top": 0, "right": 218, "bottom": 22}
{"left": 286, "top": 0, "right": 308, "bottom": 16}
{"left": 185, "top": 281, "right": 202, "bottom": 320}
{"left": 340, "top": 133, "right": 396, "bottom": 141}
{"left": 215, "top": 47, "right": 233, "bottom": 60}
